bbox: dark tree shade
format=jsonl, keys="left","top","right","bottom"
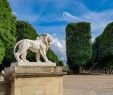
{"left": 47, "top": 49, "right": 59, "bottom": 64}
{"left": 0, "top": 0, "right": 16, "bottom": 64}
{"left": 66, "top": 22, "right": 92, "bottom": 73}
{"left": 16, "top": 21, "right": 38, "bottom": 41}
{"left": 92, "top": 22, "right": 113, "bottom": 67}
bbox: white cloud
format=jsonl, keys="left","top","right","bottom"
{"left": 35, "top": 33, "right": 67, "bottom": 63}
{"left": 12, "top": 11, "right": 17, "bottom": 16}
{"left": 12, "top": 11, "right": 39, "bottom": 23}
{"left": 18, "top": 15, "right": 39, "bottom": 23}
{"left": 63, "top": 12, "right": 80, "bottom": 21}
{"left": 35, "top": 25, "right": 65, "bottom": 39}
{"left": 91, "top": 37, "right": 95, "bottom": 43}
{"left": 48, "top": 34, "right": 66, "bottom": 63}
{"left": 63, "top": 10, "right": 113, "bottom": 40}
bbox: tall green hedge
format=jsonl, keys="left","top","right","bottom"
{"left": 47, "top": 49, "right": 60, "bottom": 65}
{"left": 0, "top": 0, "right": 16, "bottom": 64}
{"left": 66, "top": 22, "right": 92, "bottom": 73}
{"left": 92, "top": 22, "right": 113, "bottom": 67}
{"left": 16, "top": 21, "right": 38, "bottom": 41}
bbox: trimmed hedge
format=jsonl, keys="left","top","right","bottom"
{"left": 66, "top": 22, "right": 92, "bottom": 73}
{"left": 92, "top": 22, "right": 113, "bottom": 67}
{"left": 0, "top": 0, "right": 16, "bottom": 64}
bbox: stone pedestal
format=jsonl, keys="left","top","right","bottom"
{"left": 6, "top": 62, "right": 64, "bottom": 95}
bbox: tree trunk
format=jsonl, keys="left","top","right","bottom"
{"left": 109, "top": 66, "right": 111, "bottom": 74}
{"left": 104, "top": 67, "right": 107, "bottom": 74}
{"left": 72, "top": 65, "right": 81, "bottom": 74}
{"left": 79, "top": 66, "right": 82, "bottom": 74}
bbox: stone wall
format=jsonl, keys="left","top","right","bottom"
{"left": 13, "top": 77, "right": 63, "bottom": 95}
{"left": 0, "top": 81, "right": 6, "bottom": 95}
{"left": 2, "top": 65, "right": 64, "bottom": 95}
{"left": 11, "top": 66, "right": 64, "bottom": 95}
{"left": 0, "top": 80, "right": 11, "bottom": 95}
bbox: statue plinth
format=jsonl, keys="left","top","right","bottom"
{"left": 11, "top": 62, "right": 56, "bottom": 67}
{"left": 4, "top": 34, "right": 64, "bottom": 95}
{"left": 5, "top": 62, "right": 64, "bottom": 95}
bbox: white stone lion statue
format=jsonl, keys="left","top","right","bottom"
{"left": 14, "top": 34, "right": 52, "bottom": 63}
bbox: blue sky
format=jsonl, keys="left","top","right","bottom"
{"left": 8, "top": 0, "right": 113, "bottom": 62}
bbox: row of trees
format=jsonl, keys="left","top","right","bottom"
{"left": 66, "top": 22, "right": 113, "bottom": 74}
{"left": 0, "top": 0, "right": 63, "bottom": 71}
{"left": 92, "top": 22, "right": 113, "bottom": 68}
{"left": 0, "top": 0, "right": 16, "bottom": 64}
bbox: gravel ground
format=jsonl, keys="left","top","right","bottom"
{"left": 63, "top": 75, "right": 113, "bottom": 95}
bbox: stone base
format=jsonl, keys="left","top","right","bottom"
{"left": 0, "top": 81, "right": 11, "bottom": 95}
{"left": 11, "top": 62, "right": 56, "bottom": 67}
{"left": 6, "top": 63, "right": 64, "bottom": 95}
{"left": 13, "top": 76, "right": 63, "bottom": 95}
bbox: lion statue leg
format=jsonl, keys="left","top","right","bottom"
{"left": 15, "top": 52, "right": 23, "bottom": 62}
{"left": 15, "top": 42, "right": 29, "bottom": 62}
{"left": 36, "top": 52, "right": 40, "bottom": 62}
{"left": 21, "top": 51, "right": 29, "bottom": 62}
{"left": 40, "top": 49, "right": 49, "bottom": 62}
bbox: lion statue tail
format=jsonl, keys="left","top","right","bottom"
{"left": 13, "top": 40, "right": 23, "bottom": 55}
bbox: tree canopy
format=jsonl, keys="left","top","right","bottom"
{"left": 16, "top": 21, "right": 38, "bottom": 41}
{"left": 66, "top": 22, "right": 92, "bottom": 73}
{"left": 92, "top": 22, "right": 113, "bottom": 67}
{"left": 0, "top": 0, "right": 16, "bottom": 64}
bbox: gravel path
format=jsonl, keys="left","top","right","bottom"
{"left": 63, "top": 75, "right": 113, "bottom": 95}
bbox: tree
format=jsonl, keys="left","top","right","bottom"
{"left": 57, "top": 61, "right": 64, "bottom": 66}
{"left": 0, "top": 0, "right": 16, "bottom": 64}
{"left": 46, "top": 49, "right": 59, "bottom": 63}
{"left": 92, "top": 22, "right": 113, "bottom": 68}
{"left": 66, "top": 22, "right": 92, "bottom": 74}
{"left": 16, "top": 21, "right": 38, "bottom": 41}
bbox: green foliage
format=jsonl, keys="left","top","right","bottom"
{"left": 47, "top": 49, "right": 59, "bottom": 64}
{"left": 0, "top": 0, "right": 16, "bottom": 64}
{"left": 47, "top": 49, "right": 64, "bottom": 66}
{"left": 0, "top": 42, "right": 5, "bottom": 63}
{"left": 66, "top": 22, "right": 92, "bottom": 73}
{"left": 16, "top": 21, "right": 38, "bottom": 41}
{"left": 57, "top": 61, "right": 64, "bottom": 66}
{"left": 92, "top": 22, "right": 113, "bottom": 67}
